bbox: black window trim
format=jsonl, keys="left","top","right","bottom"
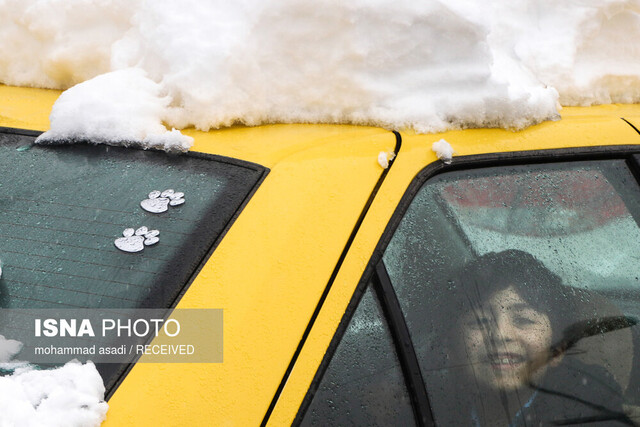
{"left": 294, "top": 142, "right": 640, "bottom": 426}
{"left": 374, "top": 261, "right": 434, "bottom": 426}
{"left": 107, "top": 138, "right": 269, "bottom": 400}
{"left": 261, "top": 131, "right": 403, "bottom": 425}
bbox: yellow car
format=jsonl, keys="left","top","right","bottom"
{"left": 2, "top": 84, "right": 640, "bottom": 426}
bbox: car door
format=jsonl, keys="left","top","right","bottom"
{"left": 265, "top": 109, "right": 640, "bottom": 426}
{"left": 102, "top": 125, "right": 400, "bottom": 425}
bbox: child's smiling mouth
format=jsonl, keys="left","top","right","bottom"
{"left": 488, "top": 353, "right": 526, "bottom": 370}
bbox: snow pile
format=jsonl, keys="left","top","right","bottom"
{"left": 1, "top": 0, "right": 640, "bottom": 150}
{"left": 0, "top": 0, "right": 137, "bottom": 89}
{"left": 478, "top": 1, "right": 640, "bottom": 106}
{"left": 432, "top": 139, "right": 455, "bottom": 164}
{"left": 36, "top": 68, "right": 193, "bottom": 153}
{"left": 0, "top": 361, "right": 108, "bottom": 427}
{"left": 0, "top": 335, "right": 107, "bottom": 426}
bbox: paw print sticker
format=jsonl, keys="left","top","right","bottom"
{"left": 114, "top": 227, "right": 160, "bottom": 253}
{"left": 140, "top": 189, "right": 185, "bottom": 214}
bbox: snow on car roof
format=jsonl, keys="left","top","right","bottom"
{"left": 2, "top": 0, "right": 640, "bottom": 151}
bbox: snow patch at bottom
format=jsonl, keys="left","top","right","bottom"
{"left": 0, "top": 359, "right": 108, "bottom": 427}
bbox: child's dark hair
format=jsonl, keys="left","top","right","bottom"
{"left": 452, "top": 249, "right": 580, "bottom": 342}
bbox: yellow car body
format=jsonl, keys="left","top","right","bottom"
{"left": 1, "top": 84, "right": 640, "bottom": 426}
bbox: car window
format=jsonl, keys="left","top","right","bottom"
{"left": 0, "top": 130, "right": 265, "bottom": 388}
{"left": 382, "top": 159, "right": 640, "bottom": 425}
{"left": 0, "top": 131, "right": 264, "bottom": 309}
{"left": 299, "top": 283, "right": 416, "bottom": 426}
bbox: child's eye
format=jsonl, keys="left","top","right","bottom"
{"left": 514, "top": 316, "right": 536, "bottom": 326}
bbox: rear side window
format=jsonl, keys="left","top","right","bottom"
{"left": 301, "top": 283, "right": 415, "bottom": 426}
{"left": 0, "top": 130, "right": 265, "bottom": 309}
{"left": 384, "top": 159, "right": 640, "bottom": 425}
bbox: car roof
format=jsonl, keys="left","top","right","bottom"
{"left": 3, "top": 83, "right": 640, "bottom": 167}
{"left": 2, "top": 83, "right": 640, "bottom": 425}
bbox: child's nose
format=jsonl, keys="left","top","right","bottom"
{"left": 493, "top": 315, "right": 517, "bottom": 342}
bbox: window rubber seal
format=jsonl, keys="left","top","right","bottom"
{"left": 0, "top": 126, "right": 43, "bottom": 137}
{"left": 373, "top": 260, "right": 435, "bottom": 426}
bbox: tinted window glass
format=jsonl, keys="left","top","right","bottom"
{"left": 301, "top": 284, "right": 415, "bottom": 426}
{"left": 383, "top": 160, "right": 640, "bottom": 425}
{"left": 0, "top": 131, "right": 264, "bottom": 309}
{"left": 0, "top": 130, "right": 264, "bottom": 391}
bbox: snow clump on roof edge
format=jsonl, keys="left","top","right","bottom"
{"left": 35, "top": 68, "right": 193, "bottom": 153}
{"left": 432, "top": 139, "right": 455, "bottom": 164}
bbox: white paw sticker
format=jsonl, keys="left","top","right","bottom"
{"left": 140, "top": 189, "right": 185, "bottom": 214}
{"left": 114, "top": 227, "right": 160, "bottom": 253}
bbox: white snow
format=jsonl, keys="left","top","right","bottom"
{"left": 0, "top": 361, "right": 108, "bottom": 427}
{"left": 0, "top": 0, "right": 638, "bottom": 422}
{"left": 377, "top": 151, "right": 396, "bottom": 169}
{"left": 432, "top": 139, "right": 455, "bottom": 164}
{"left": 0, "top": 335, "right": 22, "bottom": 363}
{"left": 0, "top": 335, "right": 107, "bottom": 426}
{"left": 35, "top": 68, "right": 193, "bottom": 153}
{"left": 0, "top": 0, "right": 638, "bottom": 150}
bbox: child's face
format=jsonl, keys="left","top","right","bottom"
{"left": 460, "top": 286, "right": 553, "bottom": 391}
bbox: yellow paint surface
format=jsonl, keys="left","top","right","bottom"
{"left": 0, "top": 84, "right": 60, "bottom": 131}
{"left": 1, "top": 84, "right": 640, "bottom": 425}
{"left": 267, "top": 106, "right": 640, "bottom": 425}
{"left": 104, "top": 126, "right": 395, "bottom": 426}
